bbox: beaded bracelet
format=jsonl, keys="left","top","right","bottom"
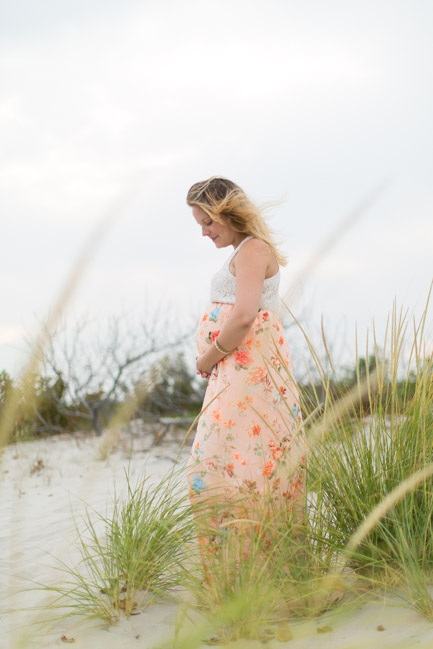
{"left": 214, "top": 338, "right": 232, "bottom": 355}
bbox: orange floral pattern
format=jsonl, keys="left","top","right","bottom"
{"left": 187, "top": 303, "right": 306, "bottom": 562}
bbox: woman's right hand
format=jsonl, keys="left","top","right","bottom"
{"left": 196, "top": 355, "right": 214, "bottom": 381}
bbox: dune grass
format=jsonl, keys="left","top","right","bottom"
{"left": 303, "top": 294, "right": 433, "bottom": 616}
{"left": 37, "top": 466, "right": 197, "bottom": 625}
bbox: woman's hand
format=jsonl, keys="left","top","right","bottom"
{"left": 196, "top": 353, "right": 214, "bottom": 380}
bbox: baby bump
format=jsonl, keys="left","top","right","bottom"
{"left": 196, "top": 303, "right": 234, "bottom": 356}
{"left": 196, "top": 303, "right": 289, "bottom": 358}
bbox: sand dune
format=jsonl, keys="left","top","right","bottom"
{"left": 2, "top": 429, "right": 433, "bottom": 649}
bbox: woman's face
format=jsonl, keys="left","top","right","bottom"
{"left": 192, "top": 205, "right": 243, "bottom": 248}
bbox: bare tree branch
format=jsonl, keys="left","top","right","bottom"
{"left": 24, "top": 307, "right": 195, "bottom": 435}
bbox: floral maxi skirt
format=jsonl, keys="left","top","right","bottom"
{"left": 186, "top": 303, "right": 306, "bottom": 568}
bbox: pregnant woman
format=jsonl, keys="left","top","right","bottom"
{"left": 186, "top": 176, "right": 305, "bottom": 582}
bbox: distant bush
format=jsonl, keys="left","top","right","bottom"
{"left": 134, "top": 351, "right": 205, "bottom": 419}
{"left": 299, "top": 354, "right": 420, "bottom": 421}
{"left": 0, "top": 349, "right": 205, "bottom": 442}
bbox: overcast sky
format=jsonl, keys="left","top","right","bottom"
{"left": 1, "top": 0, "right": 432, "bottom": 376}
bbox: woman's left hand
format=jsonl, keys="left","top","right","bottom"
{"left": 196, "top": 354, "right": 214, "bottom": 380}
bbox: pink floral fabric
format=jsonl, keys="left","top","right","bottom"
{"left": 187, "top": 303, "right": 306, "bottom": 562}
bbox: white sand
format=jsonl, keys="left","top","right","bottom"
{"left": 2, "top": 428, "right": 433, "bottom": 649}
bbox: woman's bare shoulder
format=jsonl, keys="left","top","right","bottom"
{"left": 231, "top": 238, "right": 275, "bottom": 277}
{"left": 240, "top": 237, "right": 272, "bottom": 256}
{"left": 233, "top": 238, "right": 279, "bottom": 279}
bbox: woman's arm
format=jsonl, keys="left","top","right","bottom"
{"left": 196, "top": 239, "right": 272, "bottom": 376}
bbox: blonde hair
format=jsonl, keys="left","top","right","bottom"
{"left": 186, "top": 176, "right": 287, "bottom": 266}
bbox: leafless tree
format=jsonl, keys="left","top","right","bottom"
{"left": 26, "top": 307, "right": 195, "bottom": 435}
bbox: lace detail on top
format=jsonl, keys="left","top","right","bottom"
{"left": 209, "top": 236, "right": 281, "bottom": 312}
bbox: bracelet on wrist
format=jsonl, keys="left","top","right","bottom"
{"left": 214, "top": 338, "right": 232, "bottom": 355}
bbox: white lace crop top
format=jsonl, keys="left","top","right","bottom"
{"left": 209, "top": 236, "right": 281, "bottom": 312}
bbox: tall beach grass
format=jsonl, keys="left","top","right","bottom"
{"left": 33, "top": 465, "right": 198, "bottom": 626}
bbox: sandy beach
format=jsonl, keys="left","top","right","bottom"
{"left": 2, "top": 427, "right": 433, "bottom": 649}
